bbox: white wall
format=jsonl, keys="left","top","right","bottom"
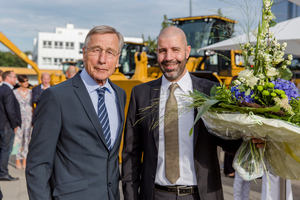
{"left": 33, "top": 23, "right": 89, "bottom": 70}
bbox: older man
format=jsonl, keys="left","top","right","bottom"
{"left": 122, "top": 26, "right": 264, "bottom": 200}
{"left": 26, "top": 25, "right": 126, "bottom": 200}
{"left": 32, "top": 72, "right": 51, "bottom": 107}
{"left": 0, "top": 71, "right": 21, "bottom": 181}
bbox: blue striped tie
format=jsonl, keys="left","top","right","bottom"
{"left": 96, "top": 87, "right": 112, "bottom": 151}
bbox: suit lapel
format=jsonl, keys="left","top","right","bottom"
{"left": 191, "top": 75, "right": 203, "bottom": 148}
{"left": 150, "top": 78, "right": 162, "bottom": 150}
{"left": 72, "top": 73, "right": 108, "bottom": 150}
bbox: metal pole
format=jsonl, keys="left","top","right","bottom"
{"left": 190, "top": 0, "right": 192, "bottom": 17}
{"left": 279, "top": 178, "right": 286, "bottom": 200}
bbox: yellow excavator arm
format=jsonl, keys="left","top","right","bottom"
{"left": 0, "top": 31, "right": 41, "bottom": 83}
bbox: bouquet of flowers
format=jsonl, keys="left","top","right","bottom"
{"left": 188, "top": 0, "right": 300, "bottom": 181}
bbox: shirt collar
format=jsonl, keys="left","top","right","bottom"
{"left": 3, "top": 82, "right": 13, "bottom": 90}
{"left": 80, "top": 68, "right": 112, "bottom": 94}
{"left": 161, "top": 70, "right": 192, "bottom": 94}
{"left": 41, "top": 84, "right": 50, "bottom": 90}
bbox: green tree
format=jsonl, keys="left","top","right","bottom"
{"left": 161, "top": 14, "right": 172, "bottom": 31}
{"left": 142, "top": 34, "right": 157, "bottom": 53}
{"left": 0, "top": 51, "right": 31, "bottom": 67}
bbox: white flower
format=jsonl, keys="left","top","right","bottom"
{"left": 238, "top": 69, "right": 254, "bottom": 80}
{"left": 258, "top": 74, "right": 265, "bottom": 79}
{"left": 248, "top": 76, "right": 259, "bottom": 87}
{"left": 282, "top": 65, "right": 287, "bottom": 69}
{"left": 286, "top": 61, "right": 291, "bottom": 65}
{"left": 282, "top": 42, "right": 287, "bottom": 48}
{"left": 264, "top": 54, "right": 271, "bottom": 62}
{"left": 282, "top": 47, "right": 286, "bottom": 51}
{"left": 248, "top": 56, "right": 255, "bottom": 65}
{"left": 266, "top": 67, "right": 279, "bottom": 77}
{"left": 269, "top": 31, "right": 274, "bottom": 38}
{"left": 288, "top": 54, "right": 293, "bottom": 61}
{"left": 234, "top": 80, "right": 241, "bottom": 85}
{"left": 244, "top": 42, "right": 250, "bottom": 48}
{"left": 240, "top": 77, "right": 246, "bottom": 82}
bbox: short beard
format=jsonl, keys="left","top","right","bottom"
{"left": 159, "top": 59, "right": 187, "bottom": 81}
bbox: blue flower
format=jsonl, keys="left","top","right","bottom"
{"left": 271, "top": 79, "right": 300, "bottom": 101}
{"left": 231, "top": 85, "right": 255, "bottom": 103}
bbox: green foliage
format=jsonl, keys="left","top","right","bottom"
{"left": 142, "top": 34, "right": 157, "bottom": 53}
{"left": 278, "top": 67, "right": 293, "bottom": 80}
{"left": 161, "top": 14, "right": 172, "bottom": 31}
{"left": 0, "top": 51, "right": 30, "bottom": 68}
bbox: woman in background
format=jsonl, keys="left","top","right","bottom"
{"left": 13, "top": 75, "right": 32, "bottom": 169}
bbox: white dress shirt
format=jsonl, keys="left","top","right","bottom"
{"left": 80, "top": 68, "right": 121, "bottom": 147}
{"left": 155, "top": 71, "right": 197, "bottom": 186}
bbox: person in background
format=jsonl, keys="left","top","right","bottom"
{"left": 32, "top": 72, "right": 50, "bottom": 107}
{"left": 224, "top": 152, "right": 235, "bottom": 178}
{"left": 261, "top": 173, "right": 293, "bottom": 200}
{"left": 66, "top": 65, "right": 77, "bottom": 79}
{"left": 0, "top": 70, "right": 3, "bottom": 86}
{"left": 233, "top": 172, "right": 251, "bottom": 200}
{"left": 26, "top": 25, "right": 126, "bottom": 200}
{"left": 13, "top": 75, "right": 32, "bottom": 169}
{"left": 0, "top": 71, "right": 21, "bottom": 181}
{"left": 31, "top": 72, "right": 50, "bottom": 125}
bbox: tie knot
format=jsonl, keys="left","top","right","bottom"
{"left": 96, "top": 87, "right": 106, "bottom": 97}
{"left": 168, "top": 83, "right": 179, "bottom": 94}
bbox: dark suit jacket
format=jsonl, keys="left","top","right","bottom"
{"left": 0, "top": 83, "right": 21, "bottom": 131}
{"left": 122, "top": 74, "right": 242, "bottom": 200}
{"left": 26, "top": 72, "right": 126, "bottom": 200}
{"left": 32, "top": 84, "right": 44, "bottom": 106}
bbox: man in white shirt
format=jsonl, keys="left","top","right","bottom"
{"left": 122, "top": 26, "right": 266, "bottom": 200}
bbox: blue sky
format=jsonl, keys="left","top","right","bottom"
{"left": 0, "top": 0, "right": 261, "bottom": 52}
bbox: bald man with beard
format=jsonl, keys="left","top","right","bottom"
{"left": 121, "top": 26, "right": 266, "bottom": 200}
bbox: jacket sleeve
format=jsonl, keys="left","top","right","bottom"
{"left": 4, "top": 89, "right": 21, "bottom": 129}
{"left": 32, "top": 86, "right": 40, "bottom": 105}
{"left": 122, "top": 87, "right": 143, "bottom": 200}
{"left": 26, "top": 88, "right": 62, "bottom": 200}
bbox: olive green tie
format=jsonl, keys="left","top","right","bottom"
{"left": 164, "top": 83, "right": 180, "bottom": 184}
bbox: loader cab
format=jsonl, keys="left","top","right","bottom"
{"left": 172, "top": 16, "right": 243, "bottom": 82}
{"left": 118, "top": 42, "right": 148, "bottom": 77}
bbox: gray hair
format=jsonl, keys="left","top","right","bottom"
{"left": 84, "top": 25, "right": 124, "bottom": 52}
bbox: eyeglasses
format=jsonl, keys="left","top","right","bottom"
{"left": 86, "top": 47, "right": 119, "bottom": 58}
{"left": 9, "top": 75, "right": 17, "bottom": 78}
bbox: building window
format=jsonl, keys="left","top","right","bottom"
{"left": 43, "top": 41, "right": 52, "bottom": 48}
{"left": 54, "top": 58, "right": 63, "bottom": 65}
{"left": 66, "top": 42, "right": 74, "bottom": 49}
{"left": 42, "top": 57, "right": 52, "bottom": 65}
{"left": 54, "top": 58, "right": 60, "bottom": 65}
{"left": 54, "top": 41, "right": 63, "bottom": 49}
{"left": 79, "top": 43, "right": 84, "bottom": 53}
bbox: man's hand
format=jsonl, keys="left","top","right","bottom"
{"left": 251, "top": 137, "right": 265, "bottom": 148}
{"left": 14, "top": 127, "right": 18, "bottom": 133}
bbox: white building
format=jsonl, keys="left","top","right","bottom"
{"left": 32, "top": 23, "right": 89, "bottom": 70}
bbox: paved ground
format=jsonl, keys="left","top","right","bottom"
{"left": 1, "top": 157, "right": 300, "bottom": 200}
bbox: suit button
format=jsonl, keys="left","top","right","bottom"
{"left": 152, "top": 175, "right": 155, "bottom": 179}
{"left": 109, "top": 182, "right": 111, "bottom": 187}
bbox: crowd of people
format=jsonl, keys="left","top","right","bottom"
{"left": 0, "top": 66, "right": 76, "bottom": 199}
{"left": 0, "top": 25, "right": 294, "bottom": 200}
